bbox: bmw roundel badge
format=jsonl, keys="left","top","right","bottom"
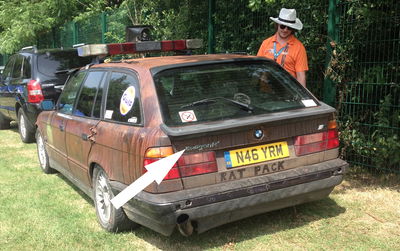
{"left": 254, "top": 129, "right": 263, "bottom": 139}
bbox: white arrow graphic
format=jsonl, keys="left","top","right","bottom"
{"left": 111, "top": 150, "right": 185, "bottom": 209}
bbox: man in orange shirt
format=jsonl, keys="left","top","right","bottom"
{"left": 257, "top": 8, "right": 308, "bottom": 87}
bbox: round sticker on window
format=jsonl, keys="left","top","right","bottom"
{"left": 120, "top": 86, "right": 136, "bottom": 116}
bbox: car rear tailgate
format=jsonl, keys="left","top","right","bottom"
{"left": 161, "top": 102, "right": 339, "bottom": 190}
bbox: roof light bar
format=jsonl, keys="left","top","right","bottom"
{"left": 78, "top": 44, "right": 108, "bottom": 57}
{"left": 77, "top": 39, "right": 203, "bottom": 57}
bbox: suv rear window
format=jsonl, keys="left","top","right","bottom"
{"left": 37, "top": 50, "right": 92, "bottom": 76}
{"left": 154, "top": 61, "right": 317, "bottom": 126}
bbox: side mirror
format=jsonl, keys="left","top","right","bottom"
{"left": 40, "top": 100, "right": 55, "bottom": 111}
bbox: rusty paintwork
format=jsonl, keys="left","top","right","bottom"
{"left": 37, "top": 54, "right": 338, "bottom": 194}
{"left": 34, "top": 53, "right": 348, "bottom": 236}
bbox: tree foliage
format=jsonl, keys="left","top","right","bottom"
{"left": 0, "top": 0, "right": 126, "bottom": 54}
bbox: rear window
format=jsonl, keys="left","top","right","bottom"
{"left": 37, "top": 50, "right": 92, "bottom": 76}
{"left": 153, "top": 61, "right": 318, "bottom": 126}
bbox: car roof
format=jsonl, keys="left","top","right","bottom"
{"left": 90, "top": 54, "right": 263, "bottom": 72}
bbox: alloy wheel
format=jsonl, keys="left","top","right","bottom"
{"left": 19, "top": 114, "right": 27, "bottom": 139}
{"left": 37, "top": 133, "right": 47, "bottom": 169}
{"left": 95, "top": 171, "right": 112, "bottom": 224}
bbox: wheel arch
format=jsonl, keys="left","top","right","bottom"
{"left": 89, "top": 162, "right": 99, "bottom": 187}
{"left": 15, "top": 102, "right": 21, "bottom": 118}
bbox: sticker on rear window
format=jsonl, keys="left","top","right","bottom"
{"left": 128, "top": 117, "right": 138, "bottom": 123}
{"left": 105, "top": 110, "right": 114, "bottom": 119}
{"left": 301, "top": 99, "right": 317, "bottom": 107}
{"left": 120, "top": 86, "right": 136, "bottom": 116}
{"left": 179, "top": 110, "right": 197, "bottom": 123}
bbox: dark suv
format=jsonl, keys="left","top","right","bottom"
{"left": 0, "top": 47, "right": 93, "bottom": 142}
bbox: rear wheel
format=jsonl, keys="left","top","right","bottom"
{"left": 93, "top": 167, "right": 137, "bottom": 232}
{"left": 36, "top": 130, "right": 55, "bottom": 174}
{"left": 0, "top": 112, "right": 10, "bottom": 129}
{"left": 18, "top": 109, "right": 35, "bottom": 143}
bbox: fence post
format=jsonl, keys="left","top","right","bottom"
{"left": 324, "top": 0, "right": 339, "bottom": 106}
{"left": 72, "top": 21, "right": 78, "bottom": 45}
{"left": 52, "top": 28, "right": 56, "bottom": 48}
{"left": 208, "top": 0, "right": 216, "bottom": 54}
{"left": 101, "top": 12, "right": 107, "bottom": 44}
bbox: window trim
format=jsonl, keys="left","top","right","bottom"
{"left": 21, "top": 56, "right": 32, "bottom": 80}
{"left": 102, "top": 68, "right": 144, "bottom": 127}
{"left": 11, "top": 55, "right": 24, "bottom": 80}
{"left": 56, "top": 70, "right": 88, "bottom": 115}
{"left": 72, "top": 70, "right": 107, "bottom": 119}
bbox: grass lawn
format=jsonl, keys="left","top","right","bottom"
{"left": 0, "top": 127, "right": 399, "bottom": 250}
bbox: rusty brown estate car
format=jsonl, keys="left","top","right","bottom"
{"left": 35, "top": 40, "right": 348, "bottom": 236}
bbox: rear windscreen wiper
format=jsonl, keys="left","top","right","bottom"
{"left": 55, "top": 68, "right": 80, "bottom": 75}
{"left": 181, "top": 96, "right": 253, "bottom": 112}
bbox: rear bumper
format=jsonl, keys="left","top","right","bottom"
{"left": 110, "top": 158, "right": 348, "bottom": 236}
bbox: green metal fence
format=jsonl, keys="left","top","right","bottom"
{"left": 0, "top": 0, "right": 399, "bottom": 173}
{"left": 36, "top": 11, "right": 131, "bottom": 49}
{"left": 335, "top": 0, "right": 400, "bottom": 173}
{"left": 212, "top": 0, "right": 329, "bottom": 100}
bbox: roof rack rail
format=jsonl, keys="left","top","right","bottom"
{"left": 73, "top": 43, "right": 85, "bottom": 48}
{"left": 20, "top": 45, "right": 38, "bottom": 53}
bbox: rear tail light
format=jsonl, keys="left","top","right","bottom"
{"left": 107, "top": 42, "right": 136, "bottom": 55}
{"left": 294, "top": 120, "right": 339, "bottom": 156}
{"left": 161, "top": 40, "right": 186, "bottom": 51}
{"left": 177, "top": 151, "right": 217, "bottom": 177}
{"left": 143, "top": 147, "right": 217, "bottom": 180}
{"left": 27, "top": 80, "right": 44, "bottom": 103}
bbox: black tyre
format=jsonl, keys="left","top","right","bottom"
{"left": 36, "top": 130, "right": 56, "bottom": 174}
{"left": 18, "top": 109, "right": 35, "bottom": 143}
{"left": 0, "top": 112, "right": 10, "bottom": 130}
{"left": 93, "top": 167, "right": 137, "bottom": 232}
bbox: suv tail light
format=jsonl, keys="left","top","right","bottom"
{"left": 143, "top": 147, "right": 217, "bottom": 180}
{"left": 294, "top": 120, "right": 339, "bottom": 156}
{"left": 27, "top": 80, "right": 44, "bottom": 103}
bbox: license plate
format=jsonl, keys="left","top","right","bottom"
{"left": 224, "top": 141, "right": 289, "bottom": 168}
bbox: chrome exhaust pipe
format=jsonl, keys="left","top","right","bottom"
{"left": 176, "top": 214, "right": 193, "bottom": 236}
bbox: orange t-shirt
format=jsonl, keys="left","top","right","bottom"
{"left": 257, "top": 34, "right": 308, "bottom": 78}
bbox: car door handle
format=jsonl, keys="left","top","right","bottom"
{"left": 81, "top": 133, "right": 89, "bottom": 141}
{"left": 82, "top": 128, "right": 96, "bottom": 143}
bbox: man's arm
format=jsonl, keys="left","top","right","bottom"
{"left": 296, "top": 71, "right": 306, "bottom": 87}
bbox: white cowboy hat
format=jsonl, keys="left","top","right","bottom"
{"left": 270, "top": 8, "right": 303, "bottom": 31}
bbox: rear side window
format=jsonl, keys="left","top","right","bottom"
{"left": 37, "top": 50, "right": 92, "bottom": 77}
{"left": 153, "top": 61, "right": 317, "bottom": 126}
{"left": 58, "top": 71, "right": 86, "bottom": 114}
{"left": 22, "top": 56, "right": 31, "bottom": 79}
{"left": 74, "top": 71, "right": 105, "bottom": 117}
{"left": 92, "top": 75, "right": 105, "bottom": 119}
{"left": 105, "top": 72, "right": 141, "bottom": 124}
{"left": 11, "top": 55, "right": 23, "bottom": 79}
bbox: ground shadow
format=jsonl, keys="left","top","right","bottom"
{"left": 132, "top": 197, "right": 346, "bottom": 250}
{"left": 9, "top": 121, "right": 18, "bottom": 132}
{"left": 57, "top": 173, "right": 94, "bottom": 206}
{"left": 55, "top": 168, "right": 345, "bottom": 249}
